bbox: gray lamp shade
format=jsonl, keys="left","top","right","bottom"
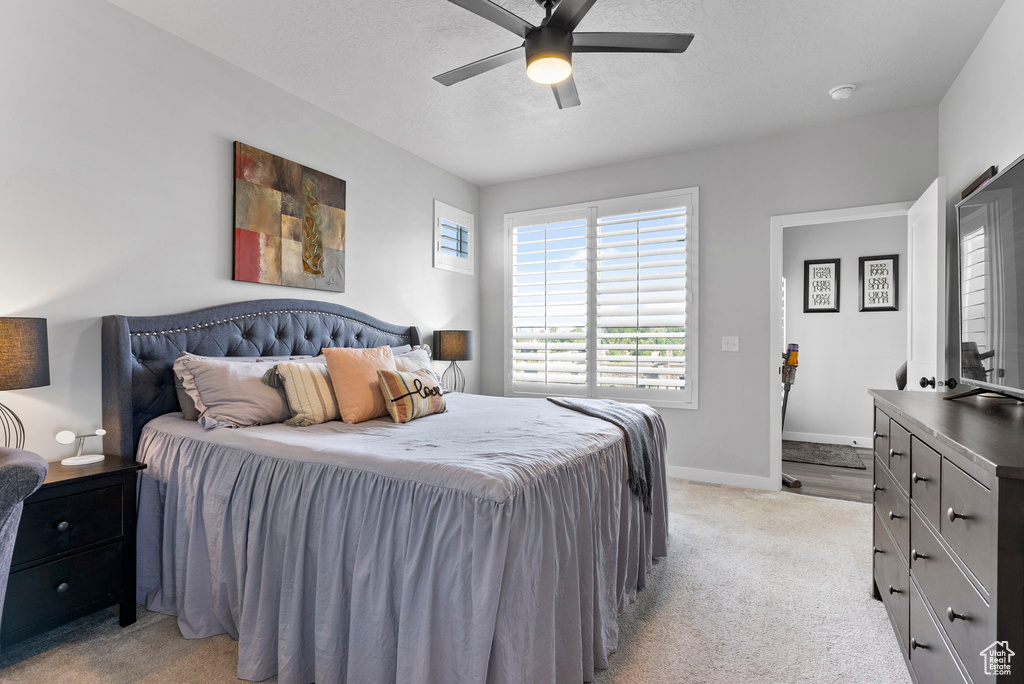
{"left": 0, "top": 318, "right": 50, "bottom": 391}
{"left": 433, "top": 330, "right": 472, "bottom": 362}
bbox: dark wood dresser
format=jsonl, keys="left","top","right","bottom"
{"left": 870, "top": 390, "right": 1024, "bottom": 683}
{"left": 1, "top": 456, "right": 145, "bottom": 646}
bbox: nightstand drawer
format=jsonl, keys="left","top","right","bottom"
{"left": 12, "top": 485, "right": 123, "bottom": 566}
{"left": 1, "top": 542, "right": 122, "bottom": 635}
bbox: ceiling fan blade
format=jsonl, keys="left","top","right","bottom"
{"left": 552, "top": 75, "right": 581, "bottom": 109}
{"left": 573, "top": 32, "right": 695, "bottom": 53}
{"left": 434, "top": 46, "right": 524, "bottom": 86}
{"left": 546, "top": 0, "right": 599, "bottom": 31}
{"left": 448, "top": 0, "right": 535, "bottom": 38}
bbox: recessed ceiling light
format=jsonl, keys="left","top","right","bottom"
{"left": 829, "top": 84, "right": 856, "bottom": 101}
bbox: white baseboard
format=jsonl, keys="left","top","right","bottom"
{"left": 666, "top": 465, "right": 778, "bottom": 491}
{"left": 782, "top": 431, "right": 873, "bottom": 449}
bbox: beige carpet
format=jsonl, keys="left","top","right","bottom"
{"left": 0, "top": 479, "right": 910, "bottom": 684}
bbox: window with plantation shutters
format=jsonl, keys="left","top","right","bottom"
{"left": 509, "top": 210, "right": 590, "bottom": 391}
{"left": 505, "top": 188, "right": 698, "bottom": 408}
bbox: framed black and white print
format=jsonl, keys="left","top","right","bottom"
{"left": 803, "top": 259, "right": 840, "bottom": 313}
{"left": 859, "top": 254, "right": 899, "bottom": 312}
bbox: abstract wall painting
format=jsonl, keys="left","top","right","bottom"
{"left": 803, "top": 258, "right": 840, "bottom": 313}
{"left": 859, "top": 254, "right": 899, "bottom": 312}
{"left": 234, "top": 142, "right": 346, "bottom": 292}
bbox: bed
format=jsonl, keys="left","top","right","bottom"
{"left": 101, "top": 299, "right": 668, "bottom": 684}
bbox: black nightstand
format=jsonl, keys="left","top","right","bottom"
{"left": 1, "top": 456, "right": 145, "bottom": 647}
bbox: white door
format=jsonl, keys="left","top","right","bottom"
{"left": 907, "top": 178, "right": 946, "bottom": 390}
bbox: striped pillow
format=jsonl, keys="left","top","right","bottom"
{"left": 275, "top": 362, "right": 340, "bottom": 426}
{"left": 377, "top": 368, "right": 447, "bottom": 423}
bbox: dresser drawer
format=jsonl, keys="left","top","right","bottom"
{"left": 874, "top": 509, "right": 909, "bottom": 651}
{"left": 11, "top": 485, "right": 123, "bottom": 566}
{"left": 909, "top": 580, "right": 969, "bottom": 684}
{"left": 910, "top": 509, "right": 993, "bottom": 683}
{"left": 874, "top": 459, "right": 909, "bottom": 564}
{"left": 874, "top": 408, "right": 890, "bottom": 467}
{"left": 888, "top": 420, "right": 912, "bottom": 494}
{"left": 1, "top": 542, "right": 122, "bottom": 635}
{"left": 911, "top": 437, "right": 941, "bottom": 528}
{"left": 940, "top": 459, "right": 996, "bottom": 591}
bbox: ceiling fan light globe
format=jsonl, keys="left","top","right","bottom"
{"left": 527, "top": 55, "right": 572, "bottom": 84}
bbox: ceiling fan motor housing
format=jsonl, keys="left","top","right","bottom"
{"left": 525, "top": 26, "right": 573, "bottom": 70}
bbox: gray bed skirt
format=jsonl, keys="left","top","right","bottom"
{"left": 135, "top": 404, "right": 668, "bottom": 684}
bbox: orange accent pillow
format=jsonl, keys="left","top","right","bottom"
{"left": 323, "top": 346, "right": 397, "bottom": 424}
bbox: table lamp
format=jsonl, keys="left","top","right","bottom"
{"left": 0, "top": 317, "right": 50, "bottom": 449}
{"left": 433, "top": 330, "right": 472, "bottom": 393}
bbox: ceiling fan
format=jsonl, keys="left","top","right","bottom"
{"left": 434, "top": 0, "right": 694, "bottom": 109}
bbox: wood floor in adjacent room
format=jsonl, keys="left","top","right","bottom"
{"left": 0, "top": 478, "right": 907, "bottom": 684}
{"left": 782, "top": 447, "right": 874, "bottom": 503}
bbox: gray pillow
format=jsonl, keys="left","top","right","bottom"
{"left": 173, "top": 353, "right": 312, "bottom": 420}
{"left": 174, "top": 354, "right": 322, "bottom": 429}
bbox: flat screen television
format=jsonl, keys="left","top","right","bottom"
{"left": 956, "top": 153, "right": 1024, "bottom": 400}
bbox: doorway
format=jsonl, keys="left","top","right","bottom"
{"left": 769, "top": 202, "right": 913, "bottom": 501}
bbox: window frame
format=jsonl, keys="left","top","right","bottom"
{"left": 503, "top": 187, "right": 699, "bottom": 410}
{"left": 434, "top": 200, "right": 475, "bottom": 276}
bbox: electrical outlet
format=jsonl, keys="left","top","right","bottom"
{"left": 722, "top": 336, "right": 740, "bottom": 352}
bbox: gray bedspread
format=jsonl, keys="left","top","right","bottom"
{"left": 136, "top": 393, "right": 668, "bottom": 684}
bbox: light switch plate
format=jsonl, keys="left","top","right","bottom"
{"left": 722, "top": 336, "right": 740, "bottom": 352}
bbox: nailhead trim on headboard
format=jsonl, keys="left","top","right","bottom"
{"left": 131, "top": 309, "right": 411, "bottom": 339}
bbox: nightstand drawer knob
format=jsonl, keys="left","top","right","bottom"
{"left": 56, "top": 520, "right": 70, "bottom": 532}
{"left": 56, "top": 582, "right": 69, "bottom": 594}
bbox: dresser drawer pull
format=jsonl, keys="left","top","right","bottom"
{"left": 56, "top": 582, "right": 69, "bottom": 594}
{"left": 888, "top": 511, "right": 901, "bottom": 521}
{"left": 872, "top": 546, "right": 883, "bottom": 555}
{"left": 873, "top": 484, "right": 884, "bottom": 492}
{"left": 56, "top": 520, "right": 70, "bottom": 532}
{"left": 911, "top": 472, "right": 928, "bottom": 484}
{"left": 889, "top": 448, "right": 902, "bottom": 458}
{"left": 947, "top": 607, "right": 967, "bottom": 622}
{"left": 947, "top": 507, "right": 969, "bottom": 523}
{"left": 910, "top": 638, "right": 928, "bottom": 650}
{"left": 888, "top": 585, "right": 901, "bottom": 595}
{"left": 911, "top": 549, "right": 928, "bottom": 561}
{"left": 873, "top": 431, "right": 880, "bottom": 440}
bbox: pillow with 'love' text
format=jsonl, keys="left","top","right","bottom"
{"left": 376, "top": 368, "right": 447, "bottom": 423}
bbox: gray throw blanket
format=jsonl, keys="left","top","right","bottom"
{"left": 548, "top": 397, "right": 655, "bottom": 513}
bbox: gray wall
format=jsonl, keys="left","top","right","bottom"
{"left": 782, "top": 217, "right": 908, "bottom": 444}
{"left": 0, "top": 0, "right": 479, "bottom": 459}
{"left": 480, "top": 107, "right": 938, "bottom": 486}
{"left": 939, "top": 0, "right": 1024, "bottom": 377}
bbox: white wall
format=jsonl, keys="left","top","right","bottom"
{"left": 782, "top": 217, "right": 908, "bottom": 445}
{"left": 939, "top": 0, "right": 1024, "bottom": 374}
{"left": 0, "top": 0, "right": 479, "bottom": 459}
{"left": 480, "top": 107, "right": 938, "bottom": 488}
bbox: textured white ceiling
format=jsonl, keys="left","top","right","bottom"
{"left": 107, "top": 0, "right": 1002, "bottom": 185}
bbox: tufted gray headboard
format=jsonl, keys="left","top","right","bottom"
{"left": 101, "top": 299, "right": 421, "bottom": 459}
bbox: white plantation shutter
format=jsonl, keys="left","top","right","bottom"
{"left": 506, "top": 188, "right": 698, "bottom": 407}
{"left": 595, "top": 198, "right": 689, "bottom": 398}
{"left": 510, "top": 210, "right": 590, "bottom": 392}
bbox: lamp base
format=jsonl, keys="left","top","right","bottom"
{"left": 441, "top": 361, "right": 466, "bottom": 394}
{"left": 0, "top": 400, "right": 25, "bottom": 450}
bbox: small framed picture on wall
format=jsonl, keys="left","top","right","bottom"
{"left": 803, "top": 258, "right": 840, "bottom": 313}
{"left": 859, "top": 254, "right": 899, "bottom": 312}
